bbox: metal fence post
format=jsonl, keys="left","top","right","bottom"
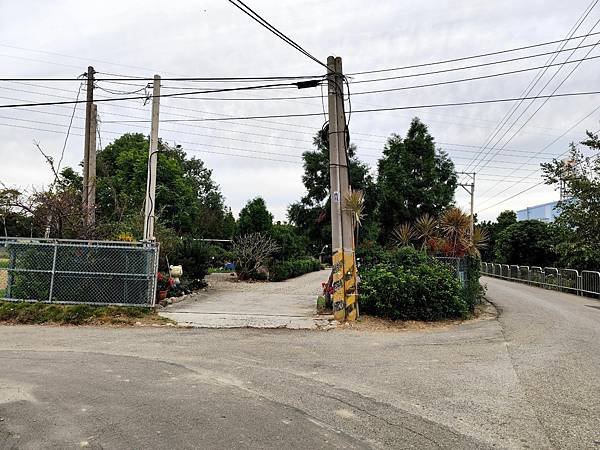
{"left": 47, "top": 240, "right": 59, "bottom": 303}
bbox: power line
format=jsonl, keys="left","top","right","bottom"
{"left": 470, "top": 20, "right": 600, "bottom": 176}
{"left": 226, "top": 0, "right": 327, "bottom": 69}
{"left": 347, "top": 30, "right": 600, "bottom": 75}
{"left": 0, "top": 75, "right": 321, "bottom": 82}
{"left": 351, "top": 42, "right": 600, "bottom": 84}
{"left": 57, "top": 82, "right": 83, "bottom": 173}
{"left": 0, "top": 80, "right": 322, "bottom": 109}
{"left": 94, "top": 91, "right": 600, "bottom": 122}
{"left": 459, "top": 1, "right": 598, "bottom": 176}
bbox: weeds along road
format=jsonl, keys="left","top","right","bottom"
{"left": 0, "top": 276, "right": 598, "bottom": 449}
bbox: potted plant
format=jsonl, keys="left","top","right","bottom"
{"left": 156, "top": 272, "right": 174, "bottom": 300}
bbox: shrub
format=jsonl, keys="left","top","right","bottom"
{"left": 360, "top": 257, "right": 468, "bottom": 321}
{"left": 232, "top": 233, "right": 279, "bottom": 280}
{"left": 462, "top": 255, "right": 485, "bottom": 311}
{"left": 269, "top": 258, "right": 321, "bottom": 282}
{"left": 269, "top": 224, "right": 310, "bottom": 261}
{"left": 170, "top": 238, "right": 211, "bottom": 282}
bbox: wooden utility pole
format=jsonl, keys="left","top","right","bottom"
{"left": 82, "top": 66, "right": 94, "bottom": 225}
{"left": 143, "top": 75, "right": 161, "bottom": 241}
{"left": 327, "top": 56, "right": 357, "bottom": 321}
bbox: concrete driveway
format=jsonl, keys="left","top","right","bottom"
{"left": 0, "top": 276, "right": 599, "bottom": 448}
{"left": 160, "top": 270, "right": 333, "bottom": 329}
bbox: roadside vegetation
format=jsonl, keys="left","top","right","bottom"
{"left": 0, "top": 301, "right": 171, "bottom": 326}
{"left": 2, "top": 119, "right": 596, "bottom": 320}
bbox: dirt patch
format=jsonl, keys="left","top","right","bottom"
{"left": 332, "top": 301, "right": 497, "bottom": 332}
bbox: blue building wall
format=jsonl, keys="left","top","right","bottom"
{"left": 516, "top": 201, "right": 559, "bottom": 223}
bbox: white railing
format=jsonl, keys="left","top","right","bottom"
{"left": 481, "top": 262, "right": 600, "bottom": 298}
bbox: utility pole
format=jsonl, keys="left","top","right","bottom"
{"left": 327, "top": 56, "right": 357, "bottom": 321}
{"left": 87, "top": 104, "right": 97, "bottom": 228}
{"left": 457, "top": 172, "right": 476, "bottom": 243}
{"left": 82, "top": 66, "right": 94, "bottom": 226}
{"left": 143, "top": 75, "right": 161, "bottom": 241}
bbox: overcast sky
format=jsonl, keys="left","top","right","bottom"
{"left": 0, "top": 0, "right": 598, "bottom": 223}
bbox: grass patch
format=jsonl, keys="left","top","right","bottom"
{"left": 208, "top": 267, "right": 233, "bottom": 274}
{"left": 0, "top": 301, "right": 173, "bottom": 326}
{"left": 0, "top": 258, "right": 8, "bottom": 269}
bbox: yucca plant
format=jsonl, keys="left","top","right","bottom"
{"left": 469, "top": 226, "right": 489, "bottom": 257}
{"left": 439, "top": 208, "right": 471, "bottom": 256}
{"left": 392, "top": 223, "right": 415, "bottom": 248}
{"left": 344, "top": 189, "right": 365, "bottom": 229}
{"left": 414, "top": 213, "right": 438, "bottom": 250}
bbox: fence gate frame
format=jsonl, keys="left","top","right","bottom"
{"left": 0, "top": 237, "right": 159, "bottom": 307}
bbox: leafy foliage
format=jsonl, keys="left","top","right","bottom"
{"left": 376, "top": 118, "right": 457, "bottom": 239}
{"left": 96, "top": 133, "right": 233, "bottom": 239}
{"left": 288, "top": 125, "right": 378, "bottom": 252}
{"left": 479, "top": 210, "right": 517, "bottom": 261}
{"left": 360, "top": 256, "right": 468, "bottom": 321}
{"left": 237, "top": 197, "right": 273, "bottom": 236}
{"left": 542, "top": 131, "right": 600, "bottom": 270}
{"left": 269, "top": 223, "right": 310, "bottom": 261}
{"left": 494, "top": 220, "right": 558, "bottom": 266}
{"left": 269, "top": 258, "right": 321, "bottom": 282}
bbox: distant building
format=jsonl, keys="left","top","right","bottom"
{"left": 516, "top": 201, "right": 560, "bottom": 223}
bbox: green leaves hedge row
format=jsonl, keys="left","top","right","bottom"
{"left": 269, "top": 258, "right": 321, "bottom": 282}
{"left": 359, "top": 249, "right": 470, "bottom": 321}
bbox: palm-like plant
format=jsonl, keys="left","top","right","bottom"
{"left": 392, "top": 223, "right": 415, "bottom": 248}
{"left": 469, "top": 226, "right": 489, "bottom": 257}
{"left": 439, "top": 208, "right": 470, "bottom": 256}
{"left": 344, "top": 190, "right": 365, "bottom": 229}
{"left": 414, "top": 213, "right": 438, "bottom": 250}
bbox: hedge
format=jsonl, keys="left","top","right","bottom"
{"left": 269, "top": 258, "right": 321, "bottom": 282}
{"left": 359, "top": 249, "right": 470, "bottom": 321}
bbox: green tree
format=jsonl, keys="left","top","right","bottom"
{"left": 542, "top": 131, "right": 600, "bottom": 269}
{"left": 237, "top": 197, "right": 273, "bottom": 236}
{"left": 95, "top": 133, "right": 231, "bottom": 239}
{"left": 494, "top": 220, "right": 558, "bottom": 266}
{"left": 376, "top": 118, "right": 457, "bottom": 240}
{"left": 269, "top": 223, "right": 310, "bottom": 261}
{"left": 479, "top": 210, "right": 517, "bottom": 261}
{"left": 288, "top": 126, "right": 377, "bottom": 253}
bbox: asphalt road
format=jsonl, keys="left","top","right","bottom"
{"left": 0, "top": 276, "right": 598, "bottom": 449}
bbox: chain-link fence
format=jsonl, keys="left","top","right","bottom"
{"left": 435, "top": 257, "right": 466, "bottom": 285}
{"left": 0, "top": 237, "right": 159, "bottom": 307}
{"left": 481, "top": 262, "right": 600, "bottom": 299}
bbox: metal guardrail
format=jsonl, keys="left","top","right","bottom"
{"left": 0, "top": 237, "right": 159, "bottom": 307}
{"left": 481, "top": 262, "right": 600, "bottom": 298}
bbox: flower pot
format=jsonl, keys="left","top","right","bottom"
{"left": 158, "top": 290, "right": 168, "bottom": 301}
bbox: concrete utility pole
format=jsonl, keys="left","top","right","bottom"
{"left": 457, "top": 172, "right": 476, "bottom": 243}
{"left": 327, "top": 56, "right": 357, "bottom": 321}
{"left": 82, "top": 66, "right": 94, "bottom": 225}
{"left": 86, "top": 104, "right": 97, "bottom": 228}
{"left": 143, "top": 75, "right": 161, "bottom": 241}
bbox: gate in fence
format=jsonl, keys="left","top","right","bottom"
{"left": 481, "top": 262, "right": 600, "bottom": 298}
{"left": 0, "top": 237, "right": 159, "bottom": 307}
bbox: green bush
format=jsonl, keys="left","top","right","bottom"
{"left": 170, "top": 238, "right": 211, "bottom": 282}
{"left": 269, "top": 258, "right": 321, "bottom": 282}
{"left": 462, "top": 256, "right": 484, "bottom": 311}
{"left": 360, "top": 257, "right": 468, "bottom": 321}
